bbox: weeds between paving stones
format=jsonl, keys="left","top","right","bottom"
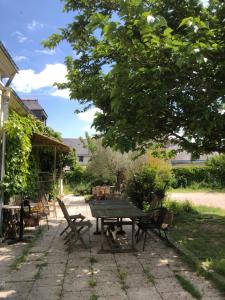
{"left": 33, "top": 262, "right": 48, "bottom": 280}
{"left": 89, "top": 295, "right": 98, "bottom": 300}
{"left": 175, "top": 273, "right": 202, "bottom": 299}
{"left": 88, "top": 255, "right": 98, "bottom": 296}
{"left": 10, "top": 226, "right": 44, "bottom": 270}
{"left": 88, "top": 278, "right": 97, "bottom": 287}
{"left": 117, "top": 268, "right": 129, "bottom": 292}
{"left": 143, "top": 267, "right": 155, "bottom": 284}
{"left": 89, "top": 256, "right": 98, "bottom": 264}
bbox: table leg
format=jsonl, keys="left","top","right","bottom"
{"left": 19, "top": 207, "right": 24, "bottom": 241}
{"left": 94, "top": 217, "right": 101, "bottom": 235}
{"left": 100, "top": 217, "right": 104, "bottom": 251}
{"left": 131, "top": 218, "right": 135, "bottom": 250}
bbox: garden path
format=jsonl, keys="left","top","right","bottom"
{"left": 168, "top": 192, "right": 225, "bottom": 209}
{"left": 0, "top": 195, "right": 223, "bottom": 299}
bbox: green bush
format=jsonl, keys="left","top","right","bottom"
{"left": 126, "top": 166, "right": 172, "bottom": 210}
{"left": 207, "top": 154, "right": 225, "bottom": 188}
{"left": 164, "top": 200, "right": 195, "bottom": 215}
{"left": 171, "top": 166, "right": 210, "bottom": 188}
{"left": 64, "top": 166, "right": 85, "bottom": 185}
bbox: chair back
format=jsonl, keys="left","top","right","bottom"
{"left": 57, "top": 198, "right": 74, "bottom": 228}
{"left": 154, "top": 207, "right": 169, "bottom": 227}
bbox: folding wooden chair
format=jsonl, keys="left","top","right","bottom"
{"left": 60, "top": 212, "right": 85, "bottom": 237}
{"left": 57, "top": 198, "right": 92, "bottom": 250}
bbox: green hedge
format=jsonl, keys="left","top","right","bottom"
{"left": 171, "top": 166, "right": 210, "bottom": 188}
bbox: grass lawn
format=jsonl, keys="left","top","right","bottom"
{"left": 166, "top": 201, "right": 225, "bottom": 292}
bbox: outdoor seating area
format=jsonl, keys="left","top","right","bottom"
{"left": 0, "top": 194, "right": 223, "bottom": 300}
{"left": 1, "top": 1, "right": 225, "bottom": 299}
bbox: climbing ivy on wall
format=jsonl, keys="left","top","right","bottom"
{"left": 2, "top": 111, "right": 63, "bottom": 200}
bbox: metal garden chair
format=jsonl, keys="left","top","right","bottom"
{"left": 135, "top": 207, "right": 173, "bottom": 251}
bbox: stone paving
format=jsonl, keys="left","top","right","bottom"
{"left": 0, "top": 195, "right": 224, "bottom": 300}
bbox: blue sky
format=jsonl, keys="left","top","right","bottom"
{"left": 0, "top": 0, "right": 98, "bottom": 138}
{"left": 0, "top": 0, "right": 209, "bottom": 138}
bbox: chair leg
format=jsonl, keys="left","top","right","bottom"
{"left": 135, "top": 228, "right": 140, "bottom": 243}
{"left": 164, "top": 230, "right": 169, "bottom": 241}
{"left": 60, "top": 225, "right": 69, "bottom": 236}
{"left": 143, "top": 231, "right": 147, "bottom": 251}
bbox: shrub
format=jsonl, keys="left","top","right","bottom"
{"left": 207, "top": 154, "right": 225, "bottom": 188}
{"left": 171, "top": 166, "right": 210, "bottom": 188}
{"left": 64, "top": 166, "right": 85, "bottom": 185}
{"left": 126, "top": 166, "right": 172, "bottom": 210}
{"left": 164, "top": 200, "right": 195, "bottom": 215}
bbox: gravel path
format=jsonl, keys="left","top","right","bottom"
{"left": 168, "top": 192, "right": 225, "bottom": 209}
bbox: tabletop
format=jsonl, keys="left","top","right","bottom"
{"left": 2, "top": 203, "right": 36, "bottom": 210}
{"left": 89, "top": 198, "right": 145, "bottom": 218}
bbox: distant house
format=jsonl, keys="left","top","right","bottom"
{"left": 165, "top": 143, "right": 210, "bottom": 165}
{"left": 22, "top": 99, "right": 48, "bottom": 124}
{"left": 63, "top": 138, "right": 91, "bottom": 166}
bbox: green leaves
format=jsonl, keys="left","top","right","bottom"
{"left": 3, "top": 112, "right": 63, "bottom": 197}
{"left": 44, "top": 0, "right": 225, "bottom": 155}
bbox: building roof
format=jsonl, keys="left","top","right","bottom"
{"left": 0, "top": 41, "right": 18, "bottom": 77}
{"left": 9, "top": 89, "right": 30, "bottom": 116}
{"left": 22, "top": 99, "right": 48, "bottom": 118}
{"left": 63, "top": 138, "right": 91, "bottom": 156}
{"left": 32, "top": 133, "right": 70, "bottom": 152}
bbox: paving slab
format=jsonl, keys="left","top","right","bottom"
{"left": 0, "top": 195, "right": 224, "bottom": 300}
{"left": 0, "top": 281, "right": 33, "bottom": 300}
{"left": 127, "top": 286, "right": 162, "bottom": 300}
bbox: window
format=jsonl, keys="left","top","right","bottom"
{"left": 78, "top": 156, "right": 84, "bottom": 162}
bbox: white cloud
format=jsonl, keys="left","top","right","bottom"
{"left": 12, "top": 63, "right": 67, "bottom": 93}
{"left": 35, "top": 49, "right": 56, "bottom": 55}
{"left": 78, "top": 107, "right": 101, "bottom": 135}
{"left": 14, "top": 31, "right": 28, "bottom": 43}
{"left": 78, "top": 108, "right": 101, "bottom": 122}
{"left": 82, "top": 124, "right": 96, "bottom": 135}
{"left": 51, "top": 89, "right": 70, "bottom": 99}
{"left": 27, "top": 20, "right": 44, "bottom": 31}
{"left": 14, "top": 55, "right": 28, "bottom": 62}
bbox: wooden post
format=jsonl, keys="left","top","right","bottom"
{"left": 53, "top": 146, "right": 56, "bottom": 182}
{"left": 0, "top": 89, "right": 10, "bottom": 235}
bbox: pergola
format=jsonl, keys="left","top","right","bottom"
{"left": 31, "top": 132, "right": 70, "bottom": 195}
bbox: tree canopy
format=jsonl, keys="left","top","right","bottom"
{"left": 43, "top": 0, "right": 225, "bottom": 156}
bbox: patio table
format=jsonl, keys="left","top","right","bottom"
{"left": 89, "top": 198, "right": 145, "bottom": 253}
{"left": 2, "top": 203, "right": 35, "bottom": 241}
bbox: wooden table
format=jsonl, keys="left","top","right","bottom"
{"left": 89, "top": 198, "right": 145, "bottom": 253}
{"left": 2, "top": 203, "right": 35, "bottom": 241}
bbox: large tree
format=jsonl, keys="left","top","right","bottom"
{"left": 44, "top": 0, "right": 225, "bottom": 156}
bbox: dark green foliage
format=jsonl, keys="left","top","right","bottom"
{"left": 64, "top": 167, "right": 85, "bottom": 185}
{"left": 172, "top": 167, "right": 210, "bottom": 188}
{"left": 3, "top": 111, "right": 67, "bottom": 199}
{"left": 126, "top": 166, "right": 171, "bottom": 209}
{"left": 172, "top": 156, "right": 225, "bottom": 189}
{"left": 207, "top": 154, "right": 225, "bottom": 188}
{"left": 44, "top": 1, "right": 225, "bottom": 156}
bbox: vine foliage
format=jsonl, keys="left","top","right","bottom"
{"left": 2, "top": 111, "right": 64, "bottom": 200}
